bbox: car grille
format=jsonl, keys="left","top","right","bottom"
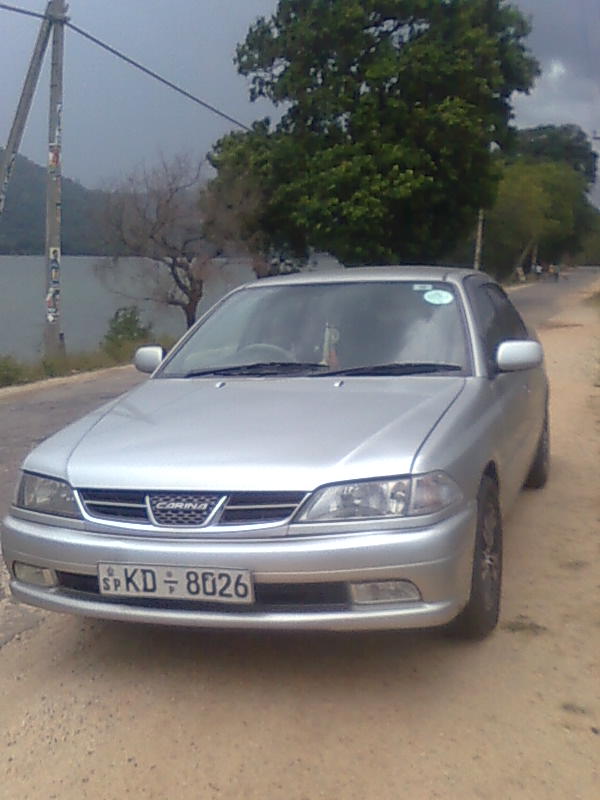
{"left": 56, "top": 571, "right": 349, "bottom": 612}
{"left": 219, "top": 492, "right": 306, "bottom": 524}
{"left": 77, "top": 489, "right": 306, "bottom": 528}
{"left": 148, "top": 493, "right": 222, "bottom": 526}
{"left": 78, "top": 489, "right": 147, "bottom": 521}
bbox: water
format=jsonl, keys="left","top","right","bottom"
{"left": 0, "top": 256, "right": 255, "bottom": 362}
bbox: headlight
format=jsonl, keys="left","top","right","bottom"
{"left": 16, "top": 473, "right": 80, "bottom": 518}
{"left": 297, "top": 472, "right": 461, "bottom": 522}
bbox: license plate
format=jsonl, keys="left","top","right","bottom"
{"left": 98, "top": 564, "right": 254, "bottom": 604}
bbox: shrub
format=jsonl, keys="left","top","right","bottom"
{"left": 0, "top": 356, "right": 26, "bottom": 387}
{"left": 102, "top": 306, "right": 152, "bottom": 360}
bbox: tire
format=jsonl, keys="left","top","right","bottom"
{"left": 448, "top": 476, "right": 502, "bottom": 639}
{"left": 524, "top": 412, "right": 550, "bottom": 489}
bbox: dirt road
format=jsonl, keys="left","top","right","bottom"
{"left": 1, "top": 276, "right": 599, "bottom": 799}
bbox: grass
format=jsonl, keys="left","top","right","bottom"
{"left": 0, "top": 337, "right": 176, "bottom": 389}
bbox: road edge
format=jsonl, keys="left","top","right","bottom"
{"left": 0, "top": 364, "right": 136, "bottom": 400}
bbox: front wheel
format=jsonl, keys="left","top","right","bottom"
{"left": 448, "top": 476, "right": 502, "bottom": 639}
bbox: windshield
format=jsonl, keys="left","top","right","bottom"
{"left": 159, "top": 280, "right": 470, "bottom": 377}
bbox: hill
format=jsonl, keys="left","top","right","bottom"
{"left": 0, "top": 150, "right": 107, "bottom": 255}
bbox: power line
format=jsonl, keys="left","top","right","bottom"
{"left": 0, "top": 2, "right": 46, "bottom": 21}
{"left": 0, "top": 1, "right": 252, "bottom": 132}
{"left": 65, "top": 21, "right": 251, "bottom": 132}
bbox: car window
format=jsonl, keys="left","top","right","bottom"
{"left": 466, "top": 279, "right": 529, "bottom": 371}
{"left": 465, "top": 282, "right": 497, "bottom": 368}
{"left": 483, "top": 284, "right": 529, "bottom": 340}
{"left": 160, "top": 281, "right": 471, "bottom": 376}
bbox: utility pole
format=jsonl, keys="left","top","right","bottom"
{"left": 0, "top": 0, "right": 69, "bottom": 357}
{"left": 473, "top": 208, "right": 484, "bottom": 270}
{"left": 0, "top": 2, "right": 53, "bottom": 216}
{"left": 44, "top": 0, "right": 68, "bottom": 357}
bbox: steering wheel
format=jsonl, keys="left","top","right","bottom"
{"left": 234, "top": 343, "right": 296, "bottom": 363}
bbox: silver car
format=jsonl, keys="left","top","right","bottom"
{"left": 2, "top": 268, "right": 549, "bottom": 638}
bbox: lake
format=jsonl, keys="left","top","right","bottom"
{"left": 0, "top": 256, "right": 256, "bottom": 362}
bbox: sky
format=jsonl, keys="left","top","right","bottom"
{"left": 0, "top": 0, "right": 599, "bottom": 193}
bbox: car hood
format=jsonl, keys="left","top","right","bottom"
{"left": 25, "top": 376, "right": 465, "bottom": 491}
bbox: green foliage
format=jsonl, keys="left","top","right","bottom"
{"left": 200, "top": 146, "right": 269, "bottom": 263}
{"left": 535, "top": 165, "right": 596, "bottom": 262}
{"left": 39, "top": 352, "right": 113, "bottom": 379}
{"left": 0, "top": 356, "right": 26, "bottom": 387}
{"left": 0, "top": 309, "right": 174, "bottom": 388}
{"left": 0, "top": 351, "right": 114, "bottom": 387}
{"left": 577, "top": 215, "right": 600, "bottom": 265}
{"left": 0, "top": 340, "right": 175, "bottom": 389}
{"left": 0, "top": 149, "right": 109, "bottom": 255}
{"left": 483, "top": 160, "right": 594, "bottom": 278}
{"left": 102, "top": 306, "right": 152, "bottom": 360}
{"left": 513, "top": 125, "right": 598, "bottom": 187}
{"left": 210, "top": 0, "right": 539, "bottom": 264}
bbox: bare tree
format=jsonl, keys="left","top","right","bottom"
{"left": 101, "top": 155, "right": 221, "bottom": 328}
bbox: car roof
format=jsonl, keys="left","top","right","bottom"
{"left": 244, "top": 266, "right": 492, "bottom": 288}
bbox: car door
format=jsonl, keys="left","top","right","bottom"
{"left": 484, "top": 284, "right": 546, "bottom": 469}
{"left": 465, "top": 278, "right": 533, "bottom": 509}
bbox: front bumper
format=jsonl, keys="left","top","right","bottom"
{"left": 2, "top": 506, "right": 476, "bottom": 631}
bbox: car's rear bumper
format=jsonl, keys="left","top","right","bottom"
{"left": 2, "top": 506, "right": 476, "bottom": 631}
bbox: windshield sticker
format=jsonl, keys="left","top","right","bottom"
{"left": 412, "top": 284, "right": 432, "bottom": 291}
{"left": 424, "top": 289, "right": 454, "bottom": 305}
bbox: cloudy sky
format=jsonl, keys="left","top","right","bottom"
{"left": 1, "top": 0, "right": 599, "bottom": 191}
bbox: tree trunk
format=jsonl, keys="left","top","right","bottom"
{"left": 514, "top": 238, "right": 536, "bottom": 273}
{"left": 181, "top": 281, "right": 204, "bottom": 329}
{"left": 183, "top": 301, "right": 197, "bottom": 329}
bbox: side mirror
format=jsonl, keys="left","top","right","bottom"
{"left": 496, "top": 340, "right": 543, "bottom": 372}
{"left": 134, "top": 345, "right": 164, "bottom": 374}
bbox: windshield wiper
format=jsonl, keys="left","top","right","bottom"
{"left": 316, "top": 362, "right": 463, "bottom": 377}
{"left": 182, "top": 362, "right": 329, "bottom": 378}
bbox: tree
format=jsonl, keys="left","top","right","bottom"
{"left": 514, "top": 124, "right": 598, "bottom": 187}
{"left": 199, "top": 149, "right": 273, "bottom": 276}
{"left": 209, "top": 0, "right": 539, "bottom": 265}
{"left": 534, "top": 162, "right": 596, "bottom": 264}
{"left": 576, "top": 211, "right": 600, "bottom": 265}
{"left": 483, "top": 160, "right": 592, "bottom": 277}
{"left": 101, "top": 155, "right": 221, "bottom": 328}
{"left": 483, "top": 162, "right": 548, "bottom": 276}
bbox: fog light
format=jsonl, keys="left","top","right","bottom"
{"left": 350, "top": 580, "right": 421, "bottom": 605}
{"left": 13, "top": 562, "right": 57, "bottom": 587}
